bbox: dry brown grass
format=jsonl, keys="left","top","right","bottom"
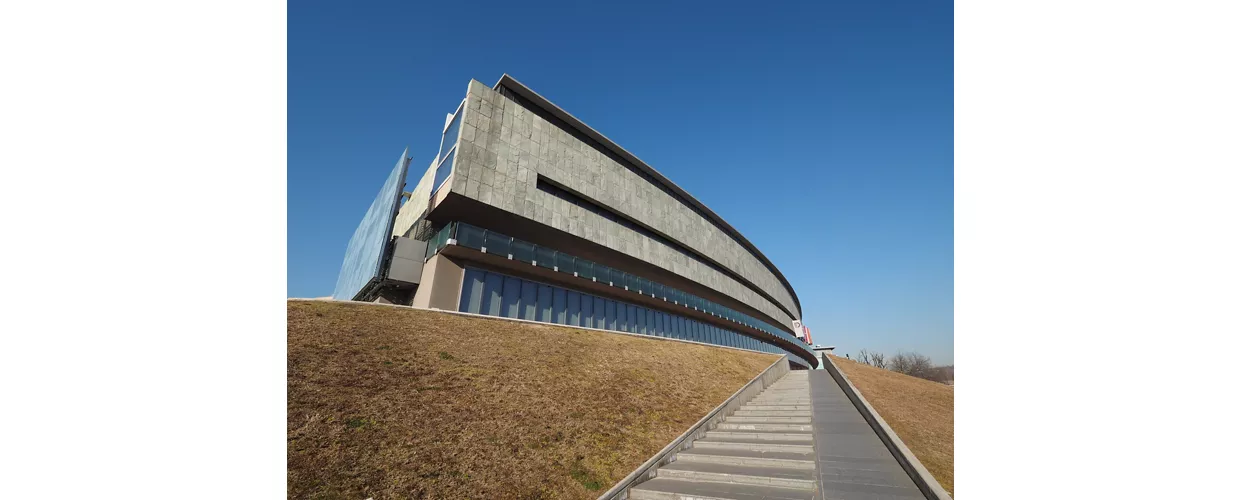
{"left": 288, "top": 300, "right": 777, "bottom": 499}
{"left": 830, "top": 355, "right": 954, "bottom": 496}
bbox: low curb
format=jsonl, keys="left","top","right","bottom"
{"left": 819, "top": 354, "right": 952, "bottom": 500}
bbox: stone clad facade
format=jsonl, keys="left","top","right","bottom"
{"left": 446, "top": 78, "right": 800, "bottom": 328}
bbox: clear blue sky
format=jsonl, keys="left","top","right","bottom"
{"left": 289, "top": 0, "right": 953, "bottom": 364}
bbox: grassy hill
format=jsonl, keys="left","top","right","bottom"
{"left": 288, "top": 300, "right": 778, "bottom": 499}
{"left": 830, "top": 354, "right": 954, "bottom": 496}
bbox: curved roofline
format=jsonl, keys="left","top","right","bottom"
{"left": 492, "top": 74, "right": 803, "bottom": 319}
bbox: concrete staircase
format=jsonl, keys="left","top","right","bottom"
{"left": 629, "top": 371, "right": 816, "bottom": 500}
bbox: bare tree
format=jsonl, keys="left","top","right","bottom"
{"left": 929, "top": 365, "right": 954, "bottom": 384}
{"left": 889, "top": 351, "right": 934, "bottom": 380}
{"left": 871, "top": 352, "right": 886, "bottom": 369}
{"left": 857, "top": 349, "right": 872, "bottom": 366}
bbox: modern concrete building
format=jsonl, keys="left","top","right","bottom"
{"left": 333, "top": 75, "right": 817, "bottom": 368}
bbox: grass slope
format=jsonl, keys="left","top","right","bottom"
{"left": 288, "top": 300, "right": 777, "bottom": 499}
{"left": 830, "top": 355, "right": 954, "bottom": 496}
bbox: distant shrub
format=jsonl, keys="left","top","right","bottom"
{"left": 889, "top": 351, "right": 935, "bottom": 380}
{"left": 853, "top": 349, "right": 948, "bottom": 384}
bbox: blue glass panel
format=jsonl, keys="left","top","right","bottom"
{"left": 626, "top": 304, "right": 637, "bottom": 333}
{"left": 512, "top": 240, "right": 535, "bottom": 263}
{"left": 617, "top": 301, "right": 627, "bottom": 331}
{"left": 567, "top": 291, "right": 581, "bottom": 326}
{"left": 593, "top": 297, "right": 605, "bottom": 328}
{"left": 556, "top": 252, "right": 574, "bottom": 274}
{"left": 440, "top": 109, "right": 461, "bottom": 161}
{"left": 581, "top": 293, "right": 594, "bottom": 328}
{"left": 535, "top": 246, "right": 555, "bottom": 269}
{"left": 456, "top": 223, "right": 485, "bottom": 250}
{"left": 431, "top": 149, "right": 454, "bottom": 195}
{"left": 484, "top": 230, "right": 510, "bottom": 256}
{"left": 482, "top": 272, "right": 503, "bottom": 316}
{"left": 502, "top": 276, "right": 521, "bottom": 318}
{"left": 521, "top": 279, "right": 537, "bottom": 320}
{"left": 637, "top": 307, "right": 648, "bottom": 335}
{"left": 553, "top": 288, "right": 567, "bottom": 324}
{"left": 537, "top": 284, "right": 553, "bottom": 322}
{"left": 605, "top": 299, "right": 617, "bottom": 330}
{"left": 460, "top": 268, "right": 485, "bottom": 314}
{"left": 332, "top": 149, "right": 409, "bottom": 300}
{"left": 576, "top": 260, "right": 593, "bottom": 280}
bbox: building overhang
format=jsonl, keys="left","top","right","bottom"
{"left": 490, "top": 74, "right": 804, "bottom": 319}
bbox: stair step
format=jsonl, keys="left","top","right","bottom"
{"left": 628, "top": 477, "right": 815, "bottom": 500}
{"left": 732, "top": 410, "right": 811, "bottom": 417}
{"left": 742, "top": 404, "right": 811, "bottom": 411}
{"left": 725, "top": 416, "right": 811, "bottom": 424}
{"left": 677, "top": 448, "right": 815, "bottom": 470}
{"left": 704, "top": 430, "right": 813, "bottom": 442}
{"left": 657, "top": 461, "right": 817, "bottom": 490}
{"left": 692, "top": 438, "right": 814, "bottom": 454}
{"left": 716, "top": 422, "right": 813, "bottom": 432}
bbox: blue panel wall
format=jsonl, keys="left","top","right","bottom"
{"left": 331, "top": 149, "right": 410, "bottom": 300}
{"left": 452, "top": 267, "right": 810, "bottom": 367}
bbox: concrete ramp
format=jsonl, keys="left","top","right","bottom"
{"left": 808, "top": 370, "right": 924, "bottom": 499}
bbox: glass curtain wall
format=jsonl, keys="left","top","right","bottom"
{"left": 459, "top": 267, "right": 810, "bottom": 368}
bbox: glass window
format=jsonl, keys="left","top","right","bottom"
{"left": 594, "top": 296, "right": 605, "bottom": 328}
{"left": 537, "top": 284, "right": 553, "bottom": 322}
{"left": 627, "top": 304, "right": 638, "bottom": 333}
{"left": 483, "top": 272, "right": 504, "bottom": 316}
{"left": 581, "top": 292, "right": 594, "bottom": 327}
{"left": 502, "top": 276, "right": 521, "bottom": 318}
{"left": 553, "top": 288, "right": 567, "bottom": 324}
{"left": 521, "top": 280, "right": 537, "bottom": 320}
{"left": 567, "top": 291, "right": 581, "bottom": 326}
{"left": 606, "top": 300, "right": 617, "bottom": 330}
{"left": 431, "top": 149, "right": 455, "bottom": 195}
{"left": 440, "top": 109, "right": 462, "bottom": 162}
{"left": 460, "top": 268, "right": 485, "bottom": 314}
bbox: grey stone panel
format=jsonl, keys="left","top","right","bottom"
{"left": 447, "top": 79, "right": 800, "bottom": 327}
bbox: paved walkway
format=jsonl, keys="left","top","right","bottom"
{"left": 808, "top": 370, "right": 923, "bottom": 499}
